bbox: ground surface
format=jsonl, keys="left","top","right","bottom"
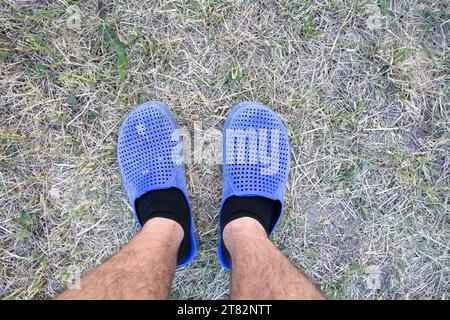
{"left": 0, "top": 0, "right": 449, "bottom": 299}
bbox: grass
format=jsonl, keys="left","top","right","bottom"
{"left": 0, "top": 0, "right": 449, "bottom": 299}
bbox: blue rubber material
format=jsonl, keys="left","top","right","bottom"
{"left": 218, "top": 102, "right": 290, "bottom": 270}
{"left": 117, "top": 101, "right": 197, "bottom": 267}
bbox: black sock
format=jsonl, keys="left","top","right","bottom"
{"left": 135, "top": 188, "right": 191, "bottom": 264}
{"left": 220, "top": 196, "right": 281, "bottom": 265}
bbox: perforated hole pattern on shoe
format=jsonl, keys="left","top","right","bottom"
{"left": 225, "top": 107, "right": 289, "bottom": 195}
{"left": 118, "top": 106, "right": 178, "bottom": 197}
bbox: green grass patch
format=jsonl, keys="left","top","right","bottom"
{"left": 102, "top": 22, "right": 127, "bottom": 81}
{"left": 301, "top": 12, "right": 317, "bottom": 38}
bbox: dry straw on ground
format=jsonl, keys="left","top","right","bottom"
{"left": 0, "top": 0, "right": 449, "bottom": 299}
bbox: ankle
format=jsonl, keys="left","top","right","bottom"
{"left": 223, "top": 217, "right": 268, "bottom": 253}
{"left": 143, "top": 217, "right": 184, "bottom": 245}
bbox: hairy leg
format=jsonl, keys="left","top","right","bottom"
{"left": 56, "top": 217, "right": 183, "bottom": 300}
{"left": 224, "top": 217, "right": 325, "bottom": 300}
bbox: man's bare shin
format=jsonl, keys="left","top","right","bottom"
{"left": 224, "top": 217, "right": 325, "bottom": 300}
{"left": 56, "top": 217, "right": 183, "bottom": 300}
